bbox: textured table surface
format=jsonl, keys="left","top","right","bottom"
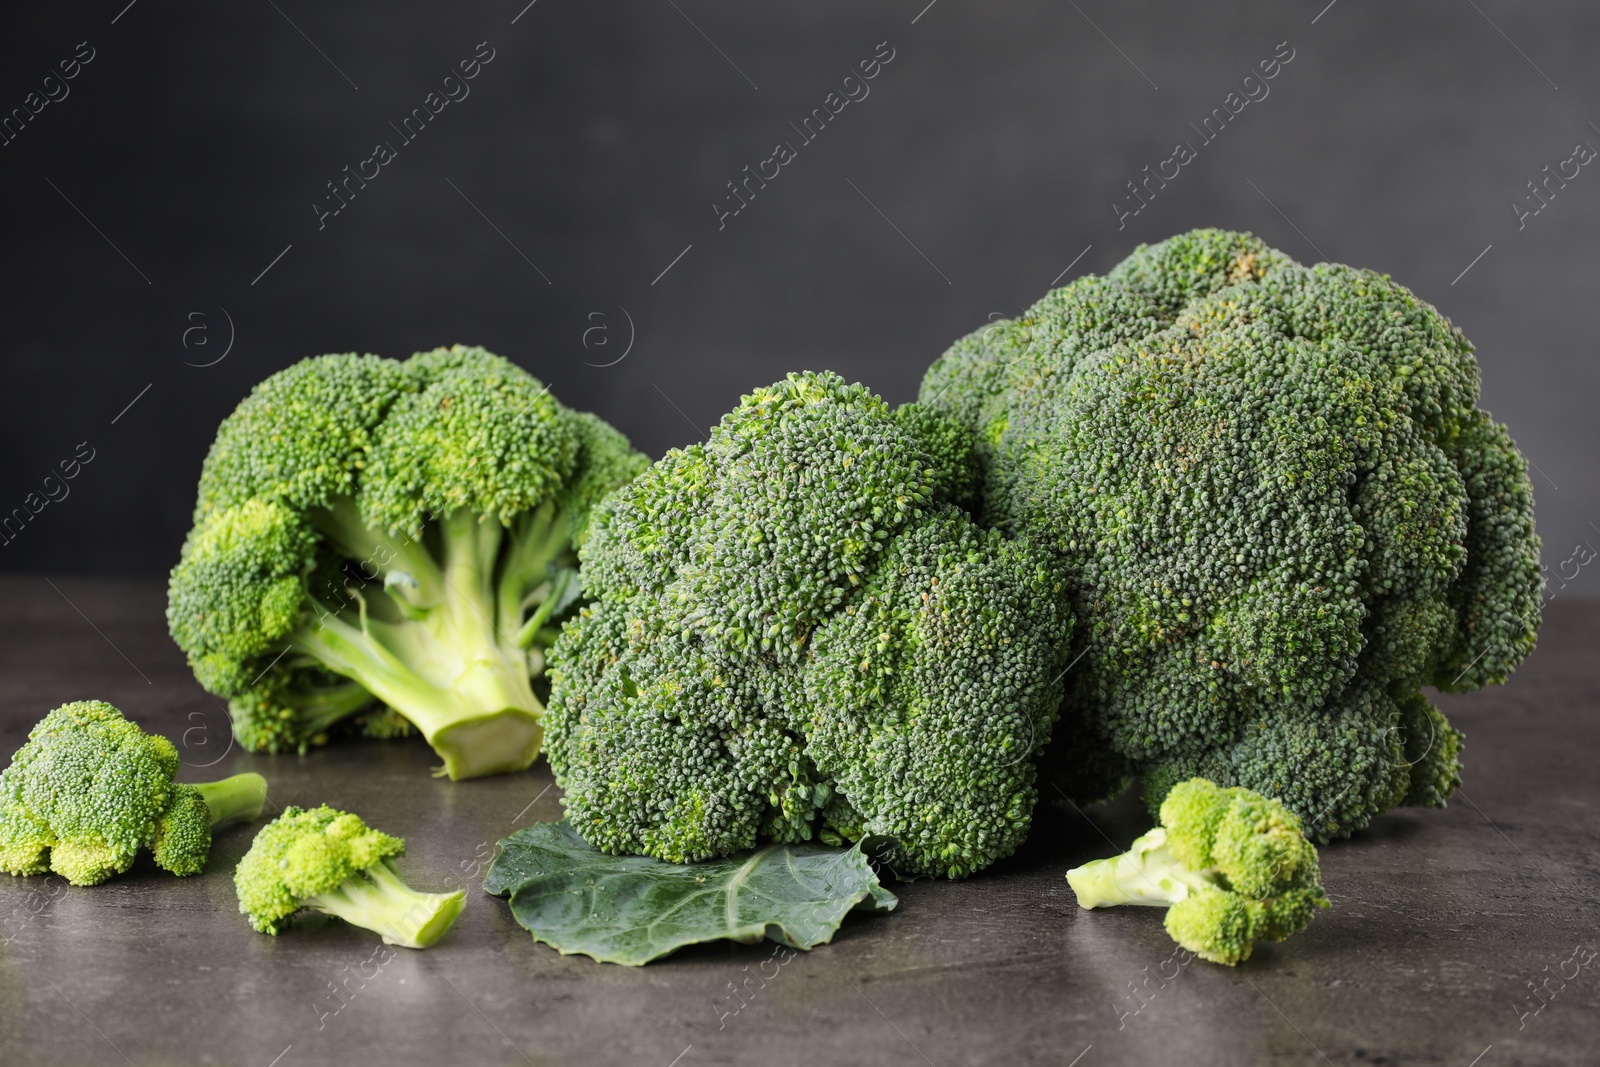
{"left": 0, "top": 575, "right": 1594, "bottom": 1067}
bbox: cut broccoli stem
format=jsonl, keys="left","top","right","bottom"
{"left": 191, "top": 773, "right": 269, "bottom": 827}
{"left": 303, "top": 859, "right": 466, "bottom": 948}
{"left": 1066, "top": 828, "right": 1217, "bottom": 908}
{"left": 292, "top": 612, "right": 542, "bottom": 780}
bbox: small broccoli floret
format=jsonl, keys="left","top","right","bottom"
{"left": 167, "top": 346, "right": 648, "bottom": 779}
{"left": 228, "top": 671, "right": 377, "bottom": 755}
{"left": 0, "top": 701, "right": 266, "bottom": 886}
{"left": 1066, "top": 778, "right": 1329, "bottom": 965}
{"left": 547, "top": 372, "right": 1074, "bottom": 878}
{"left": 1395, "top": 691, "right": 1464, "bottom": 808}
{"left": 579, "top": 443, "right": 716, "bottom": 604}
{"left": 357, "top": 706, "right": 417, "bottom": 741}
{"left": 234, "top": 805, "right": 463, "bottom": 948}
{"left": 891, "top": 401, "right": 983, "bottom": 513}
{"left": 921, "top": 229, "right": 1543, "bottom": 839}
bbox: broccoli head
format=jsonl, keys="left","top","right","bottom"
{"left": 919, "top": 229, "right": 1541, "bottom": 839}
{"left": 545, "top": 371, "right": 1074, "bottom": 877}
{"left": 0, "top": 701, "right": 266, "bottom": 886}
{"left": 167, "top": 346, "right": 649, "bottom": 779}
{"left": 234, "top": 804, "right": 463, "bottom": 948}
{"left": 1067, "top": 778, "right": 1329, "bottom": 965}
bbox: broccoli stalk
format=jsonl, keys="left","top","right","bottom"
{"left": 1066, "top": 828, "right": 1215, "bottom": 908}
{"left": 300, "top": 857, "right": 465, "bottom": 949}
{"left": 1066, "top": 778, "right": 1329, "bottom": 965}
{"left": 0, "top": 702, "right": 269, "bottom": 886}
{"left": 234, "top": 805, "right": 463, "bottom": 949}
{"left": 497, "top": 497, "right": 586, "bottom": 658}
{"left": 189, "top": 773, "right": 270, "bottom": 827}
{"left": 293, "top": 503, "right": 547, "bottom": 781}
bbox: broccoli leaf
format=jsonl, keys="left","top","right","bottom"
{"left": 484, "top": 822, "right": 897, "bottom": 965}
{"left": 541, "top": 564, "right": 586, "bottom": 620}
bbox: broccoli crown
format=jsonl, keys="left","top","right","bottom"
{"left": 190, "top": 353, "right": 409, "bottom": 520}
{"left": 548, "top": 371, "right": 1074, "bottom": 878}
{"left": 359, "top": 346, "right": 577, "bottom": 533}
{"left": 684, "top": 373, "right": 942, "bottom": 659}
{"left": 0, "top": 701, "right": 262, "bottom": 885}
{"left": 920, "top": 229, "right": 1541, "bottom": 839}
{"left": 234, "top": 805, "right": 463, "bottom": 947}
{"left": 166, "top": 346, "right": 648, "bottom": 779}
{"left": 548, "top": 612, "right": 818, "bottom": 864}
{"left": 1067, "top": 778, "right": 1329, "bottom": 965}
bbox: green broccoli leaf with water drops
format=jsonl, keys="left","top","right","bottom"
{"left": 484, "top": 821, "right": 898, "bottom": 965}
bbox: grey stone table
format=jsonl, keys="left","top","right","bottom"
{"left": 0, "top": 575, "right": 1595, "bottom": 1067}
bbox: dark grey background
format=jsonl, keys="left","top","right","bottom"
{"left": 1, "top": 0, "right": 1595, "bottom": 586}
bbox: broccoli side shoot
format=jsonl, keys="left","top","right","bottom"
{"left": 1066, "top": 778, "right": 1329, "bottom": 965}
{"left": 0, "top": 701, "right": 266, "bottom": 886}
{"left": 234, "top": 805, "right": 463, "bottom": 948}
{"left": 167, "top": 346, "right": 649, "bottom": 780}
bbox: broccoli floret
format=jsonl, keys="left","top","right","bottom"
{"left": 803, "top": 511, "right": 1074, "bottom": 876}
{"left": 0, "top": 701, "right": 266, "bottom": 886}
{"left": 891, "top": 401, "right": 983, "bottom": 513}
{"left": 167, "top": 346, "right": 648, "bottom": 780}
{"left": 228, "top": 670, "right": 378, "bottom": 754}
{"left": 681, "top": 374, "right": 943, "bottom": 660}
{"left": 1066, "top": 778, "right": 1329, "bottom": 965}
{"left": 546, "top": 372, "right": 1074, "bottom": 878}
{"left": 234, "top": 804, "right": 463, "bottom": 948}
{"left": 919, "top": 229, "right": 1542, "bottom": 840}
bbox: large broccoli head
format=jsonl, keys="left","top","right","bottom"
{"left": 920, "top": 229, "right": 1541, "bottom": 840}
{"left": 0, "top": 701, "right": 265, "bottom": 885}
{"left": 545, "top": 371, "right": 1073, "bottom": 877}
{"left": 167, "top": 346, "right": 649, "bottom": 779}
